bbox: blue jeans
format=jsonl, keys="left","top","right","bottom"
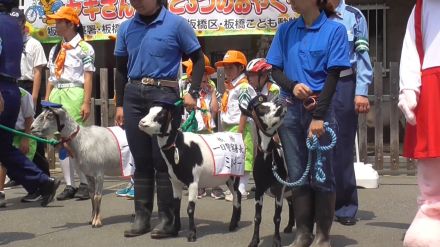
{"left": 123, "top": 82, "right": 182, "bottom": 179}
{"left": 0, "top": 80, "right": 49, "bottom": 193}
{"left": 278, "top": 96, "right": 338, "bottom": 192}
{"left": 332, "top": 76, "right": 358, "bottom": 218}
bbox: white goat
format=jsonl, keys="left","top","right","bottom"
{"left": 138, "top": 103, "right": 242, "bottom": 242}
{"left": 31, "top": 107, "right": 121, "bottom": 228}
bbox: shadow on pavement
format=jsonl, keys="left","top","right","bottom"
{"left": 176, "top": 218, "right": 253, "bottom": 240}
{"left": 366, "top": 222, "right": 410, "bottom": 230}
{"left": 0, "top": 232, "right": 35, "bottom": 245}
{"left": 357, "top": 210, "right": 376, "bottom": 220}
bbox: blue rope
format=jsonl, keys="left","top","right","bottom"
{"left": 272, "top": 122, "right": 337, "bottom": 187}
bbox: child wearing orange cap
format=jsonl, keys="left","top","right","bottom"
{"left": 215, "top": 50, "right": 256, "bottom": 201}
{"left": 44, "top": 6, "right": 95, "bottom": 201}
{"left": 180, "top": 55, "right": 225, "bottom": 200}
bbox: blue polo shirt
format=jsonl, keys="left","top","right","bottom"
{"left": 114, "top": 6, "right": 200, "bottom": 80}
{"left": 267, "top": 11, "right": 350, "bottom": 95}
{"left": 0, "top": 12, "right": 23, "bottom": 79}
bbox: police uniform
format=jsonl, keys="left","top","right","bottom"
{"left": 114, "top": 5, "right": 200, "bottom": 237}
{"left": 331, "top": 0, "right": 373, "bottom": 222}
{"left": 0, "top": 7, "right": 59, "bottom": 206}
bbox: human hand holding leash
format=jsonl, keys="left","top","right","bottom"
{"left": 293, "top": 83, "right": 312, "bottom": 100}
{"left": 308, "top": 119, "right": 325, "bottom": 138}
{"left": 183, "top": 93, "right": 197, "bottom": 111}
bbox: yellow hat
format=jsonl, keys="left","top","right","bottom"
{"left": 214, "top": 50, "right": 247, "bottom": 68}
{"left": 47, "top": 6, "right": 80, "bottom": 25}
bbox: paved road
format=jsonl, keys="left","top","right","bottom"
{"left": 0, "top": 173, "right": 417, "bottom": 247}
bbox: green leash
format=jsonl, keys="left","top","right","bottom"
{"left": 0, "top": 124, "right": 60, "bottom": 146}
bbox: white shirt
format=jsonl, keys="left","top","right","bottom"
{"left": 400, "top": 0, "right": 440, "bottom": 93}
{"left": 195, "top": 92, "right": 217, "bottom": 132}
{"left": 15, "top": 87, "right": 34, "bottom": 130}
{"left": 48, "top": 34, "right": 96, "bottom": 85}
{"left": 19, "top": 35, "right": 47, "bottom": 81}
{"left": 220, "top": 73, "right": 257, "bottom": 125}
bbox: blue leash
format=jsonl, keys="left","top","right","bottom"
{"left": 272, "top": 122, "right": 337, "bottom": 187}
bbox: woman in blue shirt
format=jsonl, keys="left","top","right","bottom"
{"left": 266, "top": 0, "right": 350, "bottom": 246}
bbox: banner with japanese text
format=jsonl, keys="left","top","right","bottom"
{"left": 23, "top": 0, "right": 135, "bottom": 43}
{"left": 168, "top": 0, "right": 298, "bottom": 36}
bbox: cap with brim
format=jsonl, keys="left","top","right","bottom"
{"left": 10, "top": 8, "right": 26, "bottom": 24}
{"left": 182, "top": 56, "right": 216, "bottom": 76}
{"left": 41, "top": 101, "right": 63, "bottom": 108}
{"left": 215, "top": 50, "right": 247, "bottom": 68}
{"left": 47, "top": 6, "right": 80, "bottom": 25}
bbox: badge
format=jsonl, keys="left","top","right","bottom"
{"left": 174, "top": 147, "right": 180, "bottom": 165}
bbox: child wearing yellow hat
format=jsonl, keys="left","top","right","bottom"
{"left": 216, "top": 50, "right": 256, "bottom": 201}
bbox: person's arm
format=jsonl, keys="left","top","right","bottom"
{"left": 272, "top": 67, "right": 312, "bottom": 100}
{"left": 115, "top": 56, "right": 128, "bottom": 107}
{"left": 312, "top": 68, "right": 343, "bottom": 120}
{"left": 19, "top": 116, "right": 33, "bottom": 155}
{"left": 210, "top": 83, "right": 219, "bottom": 119}
{"left": 81, "top": 71, "right": 93, "bottom": 121}
{"left": 32, "top": 65, "right": 44, "bottom": 106}
{"left": 0, "top": 92, "right": 4, "bottom": 114}
{"left": 45, "top": 82, "right": 54, "bottom": 101}
{"left": 353, "top": 8, "right": 373, "bottom": 113}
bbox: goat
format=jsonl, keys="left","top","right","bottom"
{"left": 138, "top": 102, "right": 242, "bottom": 242}
{"left": 31, "top": 106, "right": 122, "bottom": 228}
{"left": 240, "top": 95, "right": 292, "bottom": 247}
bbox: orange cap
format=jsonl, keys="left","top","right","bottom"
{"left": 214, "top": 50, "right": 247, "bottom": 68}
{"left": 182, "top": 55, "right": 216, "bottom": 76}
{"left": 47, "top": 6, "right": 81, "bottom": 26}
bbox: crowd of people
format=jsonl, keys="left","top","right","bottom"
{"left": 1, "top": 0, "right": 439, "bottom": 246}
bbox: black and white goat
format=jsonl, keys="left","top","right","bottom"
{"left": 240, "top": 95, "right": 292, "bottom": 247}
{"left": 138, "top": 102, "right": 242, "bottom": 242}
{"left": 31, "top": 107, "right": 122, "bottom": 228}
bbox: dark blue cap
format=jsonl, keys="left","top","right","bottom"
{"left": 41, "top": 101, "right": 63, "bottom": 108}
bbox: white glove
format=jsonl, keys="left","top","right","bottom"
{"left": 398, "top": 89, "right": 418, "bottom": 125}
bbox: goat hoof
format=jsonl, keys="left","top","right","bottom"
{"left": 229, "top": 222, "right": 238, "bottom": 232}
{"left": 272, "top": 239, "right": 281, "bottom": 247}
{"left": 88, "top": 220, "right": 92, "bottom": 225}
{"left": 248, "top": 238, "right": 260, "bottom": 247}
{"left": 187, "top": 232, "right": 197, "bottom": 242}
{"left": 283, "top": 225, "right": 293, "bottom": 233}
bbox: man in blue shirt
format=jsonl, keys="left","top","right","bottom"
{"left": 330, "top": 0, "right": 373, "bottom": 226}
{"left": 113, "top": 0, "right": 205, "bottom": 238}
{"left": 0, "top": 0, "right": 60, "bottom": 208}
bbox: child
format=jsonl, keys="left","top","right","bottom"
{"left": 215, "top": 50, "right": 256, "bottom": 201}
{"left": 0, "top": 87, "right": 38, "bottom": 206}
{"left": 246, "top": 58, "right": 280, "bottom": 101}
{"left": 181, "top": 54, "right": 225, "bottom": 200}
{"left": 45, "top": 7, "right": 95, "bottom": 201}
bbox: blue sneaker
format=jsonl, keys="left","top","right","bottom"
{"left": 116, "top": 183, "right": 133, "bottom": 197}
{"left": 126, "top": 187, "right": 134, "bottom": 199}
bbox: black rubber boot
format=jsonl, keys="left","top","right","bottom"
{"left": 287, "top": 186, "right": 314, "bottom": 247}
{"left": 124, "top": 177, "right": 155, "bottom": 237}
{"left": 151, "top": 172, "right": 178, "bottom": 239}
{"left": 310, "top": 192, "right": 336, "bottom": 247}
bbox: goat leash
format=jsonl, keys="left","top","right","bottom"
{"left": 272, "top": 122, "right": 337, "bottom": 187}
{"left": 0, "top": 124, "right": 60, "bottom": 145}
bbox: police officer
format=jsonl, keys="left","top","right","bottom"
{"left": 114, "top": 0, "right": 204, "bottom": 238}
{"left": 329, "top": 0, "right": 373, "bottom": 226}
{"left": 0, "top": 0, "right": 60, "bottom": 207}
